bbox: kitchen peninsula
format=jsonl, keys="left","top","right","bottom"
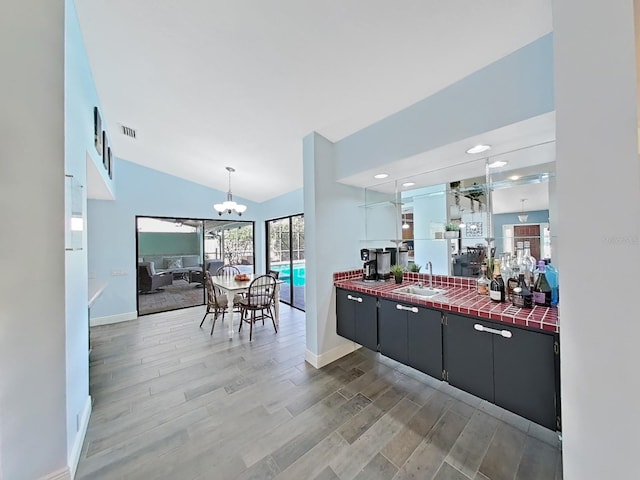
{"left": 334, "top": 269, "right": 560, "bottom": 432}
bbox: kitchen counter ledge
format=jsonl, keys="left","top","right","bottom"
{"left": 334, "top": 270, "right": 558, "bottom": 334}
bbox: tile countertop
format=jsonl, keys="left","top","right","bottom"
{"left": 333, "top": 270, "right": 559, "bottom": 334}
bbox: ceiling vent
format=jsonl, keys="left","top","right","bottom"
{"left": 120, "top": 124, "right": 137, "bottom": 139}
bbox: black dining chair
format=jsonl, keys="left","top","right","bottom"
{"left": 267, "top": 269, "right": 280, "bottom": 279}
{"left": 465, "top": 246, "right": 486, "bottom": 277}
{"left": 238, "top": 274, "right": 278, "bottom": 341}
{"left": 216, "top": 264, "right": 241, "bottom": 276}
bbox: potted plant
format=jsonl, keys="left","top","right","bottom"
{"left": 390, "top": 264, "right": 405, "bottom": 284}
{"left": 444, "top": 223, "right": 459, "bottom": 239}
{"left": 410, "top": 263, "right": 422, "bottom": 273}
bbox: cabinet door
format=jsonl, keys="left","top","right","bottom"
{"left": 378, "top": 299, "right": 408, "bottom": 364}
{"left": 493, "top": 327, "right": 558, "bottom": 430}
{"left": 335, "top": 289, "right": 356, "bottom": 342}
{"left": 445, "top": 314, "right": 494, "bottom": 403}
{"left": 408, "top": 307, "right": 442, "bottom": 379}
{"left": 354, "top": 293, "right": 378, "bottom": 351}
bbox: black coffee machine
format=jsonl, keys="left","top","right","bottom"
{"left": 360, "top": 248, "right": 377, "bottom": 281}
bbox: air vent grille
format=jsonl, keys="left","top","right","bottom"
{"left": 121, "top": 125, "right": 136, "bottom": 139}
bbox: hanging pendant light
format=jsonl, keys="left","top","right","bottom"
{"left": 518, "top": 198, "right": 529, "bottom": 223}
{"left": 214, "top": 167, "right": 247, "bottom": 216}
{"left": 402, "top": 212, "right": 410, "bottom": 230}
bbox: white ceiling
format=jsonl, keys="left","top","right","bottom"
{"left": 75, "top": 0, "right": 552, "bottom": 202}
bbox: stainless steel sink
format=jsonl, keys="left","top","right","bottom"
{"left": 393, "top": 285, "right": 447, "bottom": 298}
{"left": 350, "top": 279, "right": 392, "bottom": 286}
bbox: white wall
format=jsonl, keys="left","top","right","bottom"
{"left": 553, "top": 0, "right": 640, "bottom": 478}
{"left": 0, "top": 1, "right": 68, "bottom": 479}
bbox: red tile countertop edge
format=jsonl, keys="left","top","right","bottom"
{"left": 334, "top": 271, "right": 559, "bottom": 334}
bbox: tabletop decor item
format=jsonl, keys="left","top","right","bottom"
{"left": 390, "top": 264, "right": 405, "bottom": 284}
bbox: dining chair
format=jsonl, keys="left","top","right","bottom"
{"left": 199, "top": 272, "right": 242, "bottom": 335}
{"left": 216, "top": 264, "right": 241, "bottom": 276}
{"left": 267, "top": 269, "right": 280, "bottom": 279}
{"left": 466, "top": 246, "right": 486, "bottom": 277}
{"left": 238, "top": 274, "right": 278, "bottom": 341}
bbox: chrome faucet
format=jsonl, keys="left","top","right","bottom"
{"left": 426, "top": 261, "right": 433, "bottom": 288}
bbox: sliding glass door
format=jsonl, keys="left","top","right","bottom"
{"left": 136, "top": 216, "right": 254, "bottom": 316}
{"left": 266, "top": 214, "right": 304, "bottom": 310}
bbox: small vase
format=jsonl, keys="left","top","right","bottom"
{"left": 394, "top": 275, "right": 403, "bottom": 284}
{"left": 444, "top": 231, "right": 458, "bottom": 239}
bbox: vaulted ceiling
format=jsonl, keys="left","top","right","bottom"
{"left": 75, "top": 0, "right": 553, "bottom": 202}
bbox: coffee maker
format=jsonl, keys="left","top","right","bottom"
{"left": 360, "top": 248, "right": 377, "bottom": 281}
{"left": 376, "top": 249, "right": 391, "bottom": 280}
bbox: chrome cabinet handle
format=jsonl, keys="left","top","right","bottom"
{"left": 347, "top": 294, "right": 363, "bottom": 303}
{"left": 396, "top": 304, "right": 419, "bottom": 313}
{"left": 474, "top": 323, "right": 512, "bottom": 338}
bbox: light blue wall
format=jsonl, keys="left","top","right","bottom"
{"left": 303, "top": 132, "right": 365, "bottom": 361}
{"left": 411, "top": 184, "right": 449, "bottom": 274}
{"left": 253, "top": 188, "right": 304, "bottom": 272}
{"left": 88, "top": 159, "right": 258, "bottom": 319}
{"left": 64, "top": 0, "right": 103, "bottom": 466}
{"left": 335, "top": 33, "right": 554, "bottom": 179}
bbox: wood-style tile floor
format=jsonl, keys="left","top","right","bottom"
{"left": 77, "top": 304, "right": 562, "bottom": 480}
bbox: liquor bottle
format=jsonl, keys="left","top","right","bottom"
{"left": 507, "top": 260, "right": 520, "bottom": 303}
{"left": 544, "top": 259, "right": 559, "bottom": 306}
{"left": 514, "top": 242, "right": 525, "bottom": 277}
{"left": 489, "top": 259, "right": 505, "bottom": 302}
{"left": 500, "top": 252, "right": 513, "bottom": 300}
{"left": 523, "top": 241, "right": 537, "bottom": 285}
{"left": 533, "top": 260, "right": 552, "bottom": 306}
{"left": 476, "top": 265, "right": 490, "bottom": 296}
{"left": 512, "top": 273, "right": 533, "bottom": 308}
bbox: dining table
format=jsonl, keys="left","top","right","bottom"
{"left": 210, "top": 273, "right": 283, "bottom": 339}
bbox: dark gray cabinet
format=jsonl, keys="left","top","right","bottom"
{"left": 378, "top": 299, "right": 442, "bottom": 378}
{"left": 444, "top": 313, "right": 494, "bottom": 402}
{"left": 493, "top": 326, "right": 558, "bottom": 430}
{"left": 407, "top": 306, "right": 443, "bottom": 380}
{"left": 336, "top": 286, "right": 560, "bottom": 431}
{"left": 335, "top": 288, "right": 377, "bottom": 351}
{"left": 444, "top": 313, "right": 559, "bottom": 431}
{"left": 378, "top": 299, "right": 408, "bottom": 363}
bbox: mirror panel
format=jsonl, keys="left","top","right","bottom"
{"left": 361, "top": 141, "right": 556, "bottom": 277}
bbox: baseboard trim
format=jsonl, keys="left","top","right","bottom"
{"left": 90, "top": 311, "right": 137, "bottom": 327}
{"left": 68, "top": 395, "right": 92, "bottom": 479}
{"left": 40, "top": 466, "right": 70, "bottom": 480}
{"left": 305, "top": 342, "right": 361, "bottom": 369}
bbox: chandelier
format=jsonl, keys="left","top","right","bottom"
{"left": 518, "top": 198, "right": 529, "bottom": 223}
{"left": 214, "top": 166, "right": 247, "bottom": 216}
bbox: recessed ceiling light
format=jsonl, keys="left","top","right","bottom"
{"left": 374, "top": 173, "right": 389, "bottom": 179}
{"left": 466, "top": 144, "right": 491, "bottom": 154}
{"left": 487, "top": 160, "right": 508, "bottom": 168}
{"left": 509, "top": 175, "right": 520, "bottom": 181}
{"left": 402, "top": 182, "right": 416, "bottom": 187}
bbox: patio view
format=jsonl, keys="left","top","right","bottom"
{"left": 267, "top": 214, "right": 305, "bottom": 311}
{"left": 136, "top": 216, "right": 255, "bottom": 315}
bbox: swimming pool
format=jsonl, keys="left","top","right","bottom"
{"left": 271, "top": 263, "right": 306, "bottom": 287}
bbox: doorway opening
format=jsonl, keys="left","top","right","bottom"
{"left": 136, "top": 216, "right": 254, "bottom": 315}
